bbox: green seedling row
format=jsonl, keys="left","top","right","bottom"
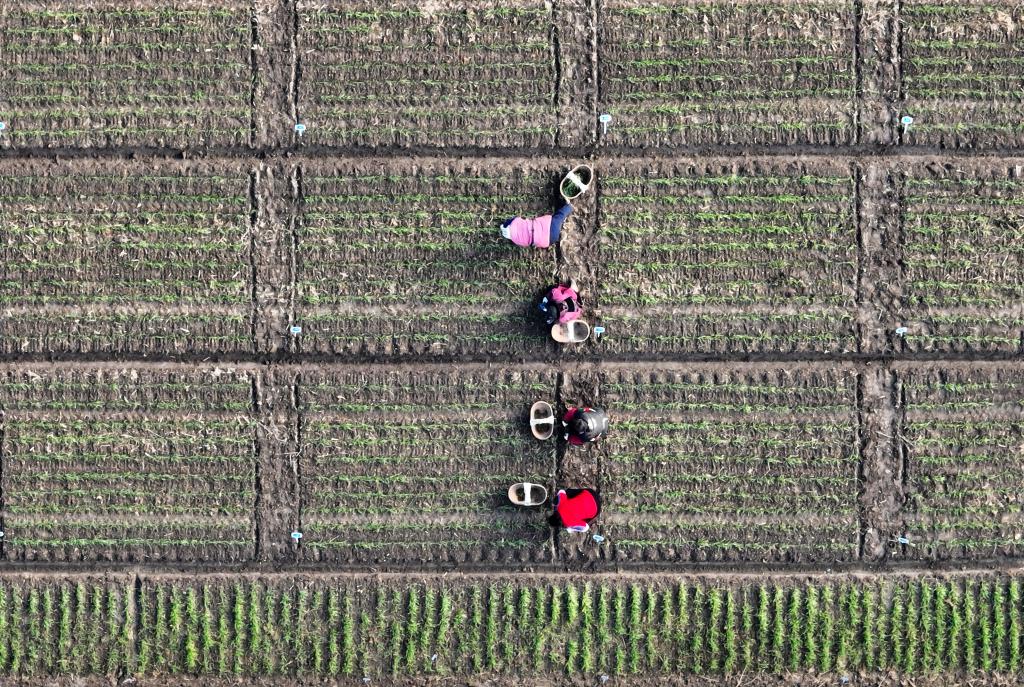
{"left": 0, "top": 575, "right": 1019, "bottom": 678}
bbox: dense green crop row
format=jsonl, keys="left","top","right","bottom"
{"left": 0, "top": 575, "right": 1018, "bottom": 678}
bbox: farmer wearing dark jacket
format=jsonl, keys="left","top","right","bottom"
{"left": 499, "top": 203, "right": 573, "bottom": 249}
{"left": 563, "top": 406, "right": 609, "bottom": 446}
{"left": 548, "top": 488, "right": 601, "bottom": 532}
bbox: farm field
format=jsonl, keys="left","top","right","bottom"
{"left": 2, "top": 0, "right": 1024, "bottom": 685}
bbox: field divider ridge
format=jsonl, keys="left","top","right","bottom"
{"left": 254, "top": 366, "right": 302, "bottom": 562}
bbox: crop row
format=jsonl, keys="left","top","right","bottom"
{"left": 0, "top": 574, "right": 1019, "bottom": 678}
{"left": 1, "top": 356, "right": 1021, "bottom": 566}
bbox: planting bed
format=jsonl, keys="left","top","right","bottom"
{"left": 596, "top": 158, "right": 858, "bottom": 356}
{"left": 0, "top": 364, "right": 256, "bottom": 562}
{"left": 0, "top": 4, "right": 251, "bottom": 150}
{"left": 901, "top": 1, "right": 1024, "bottom": 149}
{"left": 298, "top": 366, "right": 557, "bottom": 565}
{"left": 0, "top": 160, "right": 254, "bottom": 356}
{"left": 296, "top": 3, "right": 565, "bottom": 149}
{"left": 294, "top": 160, "right": 562, "bottom": 359}
{"left": 598, "top": 1, "right": 858, "bottom": 147}
{"left": 891, "top": 160, "right": 1024, "bottom": 355}
{"left": 596, "top": 364, "right": 860, "bottom": 563}
{"left": 896, "top": 363, "right": 1024, "bottom": 560}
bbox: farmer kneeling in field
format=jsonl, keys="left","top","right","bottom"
{"left": 549, "top": 488, "right": 601, "bottom": 533}
{"left": 499, "top": 202, "right": 572, "bottom": 249}
{"left": 563, "top": 406, "right": 609, "bottom": 445}
{"left": 539, "top": 281, "right": 582, "bottom": 326}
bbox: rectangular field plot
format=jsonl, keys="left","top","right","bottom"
{"left": 0, "top": 161, "right": 254, "bottom": 356}
{"left": 597, "top": 160, "right": 858, "bottom": 355}
{"left": 893, "top": 163, "right": 1024, "bottom": 355}
{"left": 299, "top": 367, "right": 556, "bottom": 565}
{"left": 0, "top": 365, "right": 257, "bottom": 562}
{"left": 0, "top": 5, "right": 251, "bottom": 149}
{"left": 598, "top": 365, "right": 861, "bottom": 563}
{"left": 902, "top": 2, "right": 1024, "bottom": 148}
{"left": 297, "top": 3, "right": 558, "bottom": 148}
{"left": 897, "top": 364, "right": 1024, "bottom": 559}
{"left": 296, "top": 161, "right": 558, "bottom": 358}
{"left": 599, "top": 2, "right": 857, "bottom": 147}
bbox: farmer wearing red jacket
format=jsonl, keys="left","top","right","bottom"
{"left": 563, "top": 406, "right": 609, "bottom": 446}
{"left": 549, "top": 488, "right": 601, "bottom": 533}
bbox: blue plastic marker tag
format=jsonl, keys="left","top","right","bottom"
{"left": 593, "top": 326, "right": 605, "bottom": 336}
{"left": 894, "top": 326, "right": 908, "bottom": 337}
{"left": 0, "top": 122, "right": 6, "bottom": 131}
{"left": 290, "top": 325, "right": 302, "bottom": 335}
{"left": 291, "top": 531, "right": 303, "bottom": 541}
{"left": 897, "top": 536, "right": 910, "bottom": 545}
{"left": 294, "top": 123, "right": 306, "bottom": 135}
{"left": 592, "top": 534, "right": 605, "bottom": 543}
{"left": 900, "top": 115, "right": 914, "bottom": 126}
{"left": 599, "top": 113, "right": 612, "bottom": 134}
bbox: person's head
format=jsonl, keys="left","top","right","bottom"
{"left": 500, "top": 219, "right": 513, "bottom": 240}
{"left": 569, "top": 408, "right": 609, "bottom": 442}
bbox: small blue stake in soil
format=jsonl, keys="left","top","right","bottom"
{"left": 295, "top": 123, "right": 306, "bottom": 136}
{"left": 0, "top": 122, "right": 6, "bottom": 132}
{"left": 291, "top": 531, "right": 302, "bottom": 542}
{"left": 290, "top": 325, "right": 302, "bottom": 335}
{"left": 900, "top": 115, "right": 914, "bottom": 133}
{"left": 894, "top": 326, "right": 908, "bottom": 337}
{"left": 599, "top": 113, "right": 612, "bottom": 135}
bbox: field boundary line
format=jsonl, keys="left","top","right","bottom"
{"left": 7, "top": 351, "right": 1024, "bottom": 365}
{"left": 0, "top": 404, "right": 5, "bottom": 561}
{"left": 15, "top": 358, "right": 1024, "bottom": 374}
{"left": 0, "top": 559, "right": 1022, "bottom": 579}
{"left": 7, "top": 145, "right": 1024, "bottom": 161}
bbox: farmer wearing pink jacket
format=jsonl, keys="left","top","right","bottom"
{"left": 539, "top": 282, "right": 582, "bottom": 326}
{"left": 499, "top": 203, "right": 573, "bottom": 249}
